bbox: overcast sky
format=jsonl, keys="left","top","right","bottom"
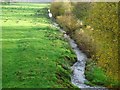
{"left": 16, "top": 0, "right": 53, "bottom": 2}
{"left": 1, "top": 0, "right": 53, "bottom": 2}
{"left": 0, "top": 0, "right": 119, "bottom": 2}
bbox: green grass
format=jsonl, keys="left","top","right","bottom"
{"left": 2, "top": 3, "right": 76, "bottom": 88}
{"left": 85, "top": 59, "right": 120, "bottom": 88}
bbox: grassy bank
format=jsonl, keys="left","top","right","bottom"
{"left": 2, "top": 3, "right": 76, "bottom": 88}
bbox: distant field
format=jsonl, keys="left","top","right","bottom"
{"left": 2, "top": 3, "right": 76, "bottom": 88}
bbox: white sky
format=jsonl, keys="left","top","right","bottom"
{"left": 0, "top": 0, "right": 119, "bottom": 2}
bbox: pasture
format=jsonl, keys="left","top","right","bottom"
{"left": 2, "top": 3, "right": 76, "bottom": 88}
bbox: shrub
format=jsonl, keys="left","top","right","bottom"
{"left": 50, "top": 1, "right": 72, "bottom": 18}
{"left": 73, "top": 29, "right": 96, "bottom": 58}
{"left": 50, "top": 2, "right": 65, "bottom": 18}
{"left": 72, "top": 2, "right": 91, "bottom": 20}
{"left": 56, "top": 15, "right": 81, "bottom": 35}
{"left": 84, "top": 2, "right": 119, "bottom": 82}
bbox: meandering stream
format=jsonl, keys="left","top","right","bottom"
{"left": 48, "top": 10, "right": 107, "bottom": 89}
{"left": 53, "top": 22, "right": 91, "bottom": 88}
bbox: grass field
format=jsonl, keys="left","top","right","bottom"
{"left": 1, "top": 3, "right": 76, "bottom": 88}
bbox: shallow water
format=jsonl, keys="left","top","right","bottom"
{"left": 53, "top": 22, "right": 90, "bottom": 88}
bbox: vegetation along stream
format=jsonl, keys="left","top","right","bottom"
{"left": 48, "top": 9, "right": 108, "bottom": 89}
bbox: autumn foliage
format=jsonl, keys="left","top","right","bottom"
{"left": 51, "top": 1, "right": 119, "bottom": 87}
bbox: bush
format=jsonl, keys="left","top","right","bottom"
{"left": 72, "top": 2, "right": 91, "bottom": 20}
{"left": 57, "top": 15, "right": 81, "bottom": 35}
{"left": 50, "top": 1, "right": 72, "bottom": 18}
{"left": 50, "top": 2, "right": 65, "bottom": 18}
{"left": 84, "top": 2, "right": 119, "bottom": 82}
{"left": 73, "top": 29, "right": 96, "bottom": 58}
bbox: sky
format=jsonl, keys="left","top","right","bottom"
{"left": 0, "top": 0, "right": 119, "bottom": 2}
{"left": 0, "top": 0, "right": 53, "bottom": 2}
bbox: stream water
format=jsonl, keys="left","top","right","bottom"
{"left": 53, "top": 22, "right": 91, "bottom": 88}
{"left": 48, "top": 10, "right": 107, "bottom": 90}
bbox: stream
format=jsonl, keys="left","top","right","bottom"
{"left": 53, "top": 23, "right": 89, "bottom": 88}
{"left": 53, "top": 22, "right": 91, "bottom": 88}
{"left": 48, "top": 10, "right": 107, "bottom": 89}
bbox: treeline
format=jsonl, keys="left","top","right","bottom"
{"left": 50, "top": 1, "right": 119, "bottom": 87}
